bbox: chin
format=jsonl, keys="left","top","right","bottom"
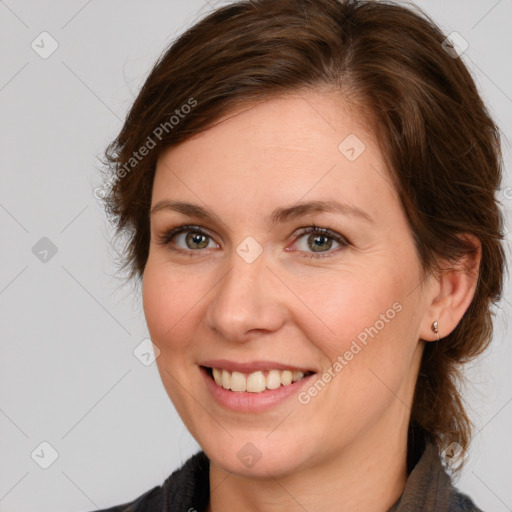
{"left": 198, "top": 429, "right": 319, "bottom": 480}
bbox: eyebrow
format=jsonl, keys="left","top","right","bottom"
{"left": 150, "top": 199, "right": 375, "bottom": 227}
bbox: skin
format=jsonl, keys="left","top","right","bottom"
{"left": 142, "top": 91, "right": 481, "bottom": 512}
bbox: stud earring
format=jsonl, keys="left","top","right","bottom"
{"left": 431, "top": 320, "right": 440, "bottom": 341}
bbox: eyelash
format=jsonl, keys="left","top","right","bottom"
{"left": 157, "top": 224, "right": 350, "bottom": 260}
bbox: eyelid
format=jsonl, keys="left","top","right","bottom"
{"left": 157, "top": 224, "right": 218, "bottom": 246}
{"left": 293, "top": 225, "right": 349, "bottom": 244}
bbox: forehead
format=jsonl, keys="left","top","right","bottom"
{"left": 152, "top": 93, "right": 397, "bottom": 223}
{"left": 160, "top": 92, "right": 373, "bottom": 162}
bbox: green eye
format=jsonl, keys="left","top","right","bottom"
{"left": 292, "top": 226, "right": 349, "bottom": 259}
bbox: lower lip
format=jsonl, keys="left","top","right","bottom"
{"left": 200, "top": 366, "right": 315, "bottom": 413}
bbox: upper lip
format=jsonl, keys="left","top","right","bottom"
{"left": 200, "top": 359, "right": 316, "bottom": 373}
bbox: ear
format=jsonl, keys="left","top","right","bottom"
{"left": 420, "top": 234, "right": 481, "bottom": 342}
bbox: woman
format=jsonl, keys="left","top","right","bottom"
{"left": 95, "top": 0, "right": 505, "bottom": 510}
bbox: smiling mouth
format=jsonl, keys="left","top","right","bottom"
{"left": 202, "top": 366, "right": 315, "bottom": 393}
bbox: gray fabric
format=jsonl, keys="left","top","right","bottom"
{"left": 389, "top": 443, "right": 483, "bottom": 512}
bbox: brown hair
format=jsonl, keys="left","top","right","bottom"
{"left": 101, "top": 0, "right": 506, "bottom": 471}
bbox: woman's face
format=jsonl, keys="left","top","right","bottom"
{"left": 143, "top": 92, "right": 432, "bottom": 477}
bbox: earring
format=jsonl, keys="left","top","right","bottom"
{"left": 431, "top": 320, "right": 440, "bottom": 341}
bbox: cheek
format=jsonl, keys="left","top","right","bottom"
{"left": 142, "top": 263, "right": 202, "bottom": 412}
{"left": 142, "top": 262, "right": 197, "bottom": 350}
{"left": 293, "top": 265, "right": 408, "bottom": 361}
{"left": 312, "top": 276, "right": 422, "bottom": 413}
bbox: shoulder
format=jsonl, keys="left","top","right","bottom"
{"left": 91, "top": 485, "right": 162, "bottom": 512}
{"left": 450, "top": 490, "right": 485, "bottom": 512}
{"left": 90, "top": 451, "right": 210, "bottom": 512}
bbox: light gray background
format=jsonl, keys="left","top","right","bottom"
{"left": 1, "top": 1, "right": 511, "bottom": 511}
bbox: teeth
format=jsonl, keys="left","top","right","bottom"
{"left": 267, "top": 370, "right": 282, "bottom": 390}
{"left": 210, "top": 367, "right": 307, "bottom": 393}
{"left": 221, "top": 369, "right": 230, "bottom": 390}
{"left": 281, "top": 370, "right": 292, "bottom": 386}
{"left": 230, "top": 371, "right": 247, "bottom": 392}
{"left": 247, "top": 371, "right": 266, "bottom": 392}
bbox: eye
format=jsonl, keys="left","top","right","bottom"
{"left": 291, "top": 225, "right": 350, "bottom": 259}
{"left": 157, "top": 223, "right": 349, "bottom": 259}
{"left": 157, "top": 225, "right": 219, "bottom": 255}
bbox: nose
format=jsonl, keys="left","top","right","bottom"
{"left": 205, "top": 248, "right": 287, "bottom": 343}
